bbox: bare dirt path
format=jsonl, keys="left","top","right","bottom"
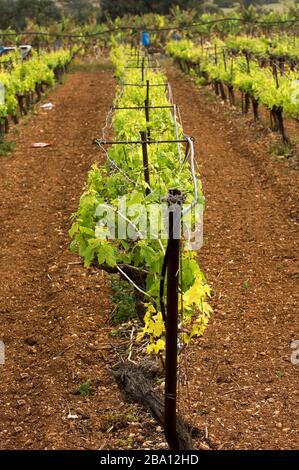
{"left": 167, "top": 66, "right": 299, "bottom": 450}
{"left": 0, "top": 63, "right": 129, "bottom": 450}
{"left": 1, "top": 58, "right": 298, "bottom": 451}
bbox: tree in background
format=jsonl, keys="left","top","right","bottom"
{"left": 63, "top": 0, "right": 98, "bottom": 24}
{"left": 0, "top": 0, "right": 100, "bottom": 29}
{"left": 0, "top": 0, "right": 62, "bottom": 29}
{"left": 100, "top": 0, "right": 205, "bottom": 18}
{"left": 0, "top": 1, "right": 297, "bottom": 30}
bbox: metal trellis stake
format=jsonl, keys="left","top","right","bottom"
{"left": 140, "top": 131, "right": 150, "bottom": 196}
{"left": 145, "top": 80, "right": 150, "bottom": 138}
{"left": 164, "top": 189, "right": 183, "bottom": 450}
{"left": 222, "top": 49, "right": 227, "bottom": 71}
{"left": 245, "top": 51, "right": 251, "bottom": 74}
{"left": 146, "top": 79, "right": 150, "bottom": 104}
{"left": 142, "top": 57, "right": 145, "bottom": 82}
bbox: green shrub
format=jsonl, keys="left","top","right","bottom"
{"left": 110, "top": 274, "right": 137, "bottom": 324}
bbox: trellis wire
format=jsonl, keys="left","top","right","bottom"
{"left": 95, "top": 51, "right": 200, "bottom": 320}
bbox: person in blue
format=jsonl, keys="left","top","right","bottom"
{"left": 141, "top": 31, "right": 150, "bottom": 48}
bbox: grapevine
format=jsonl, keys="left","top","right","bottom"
{"left": 166, "top": 38, "right": 299, "bottom": 141}
{"left": 70, "top": 45, "right": 212, "bottom": 360}
{"left": 0, "top": 47, "right": 79, "bottom": 132}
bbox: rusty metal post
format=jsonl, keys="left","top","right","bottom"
{"left": 146, "top": 79, "right": 150, "bottom": 104}
{"left": 144, "top": 100, "right": 150, "bottom": 139}
{"left": 142, "top": 57, "right": 145, "bottom": 81}
{"left": 164, "top": 189, "right": 182, "bottom": 450}
{"left": 222, "top": 49, "right": 227, "bottom": 71}
{"left": 140, "top": 131, "right": 150, "bottom": 196}
{"left": 145, "top": 80, "right": 150, "bottom": 139}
